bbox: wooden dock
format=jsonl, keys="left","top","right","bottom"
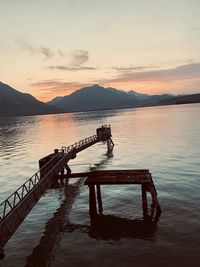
{"left": 0, "top": 125, "right": 113, "bottom": 258}
{"left": 68, "top": 170, "right": 161, "bottom": 220}
{"left": 0, "top": 125, "right": 161, "bottom": 259}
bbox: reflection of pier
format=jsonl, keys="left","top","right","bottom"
{"left": 89, "top": 214, "right": 157, "bottom": 241}
{"left": 0, "top": 124, "right": 161, "bottom": 259}
{"left": 25, "top": 180, "right": 83, "bottom": 267}
{"left": 65, "top": 215, "right": 157, "bottom": 242}
{"left": 0, "top": 125, "right": 113, "bottom": 257}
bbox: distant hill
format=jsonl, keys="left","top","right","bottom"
{"left": 157, "top": 93, "right": 200, "bottom": 105}
{"left": 47, "top": 84, "right": 176, "bottom": 112}
{"left": 48, "top": 84, "right": 139, "bottom": 111}
{"left": 1, "top": 82, "right": 199, "bottom": 117}
{"left": 0, "top": 82, "right": 62, "bottom": 117}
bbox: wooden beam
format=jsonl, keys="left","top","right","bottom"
{"left": 89, "top": 185, "right": 97, "bottom": 218}
{"left": 141, "top": 184, "right": 148, "bottom": 217}
{"left": 96, "top": 185, "right": 103, "bottom": 214}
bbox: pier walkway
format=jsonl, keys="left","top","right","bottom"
{"left": 0, "top": 125, "right": 113, "bottom": 255}
{"left": 65, "top": 170, "right": 161, "bottom": 219}
{"left": 0, "top": 124, "right": 161, "bottom": 259}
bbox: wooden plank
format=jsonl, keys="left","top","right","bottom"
{"left": 68, "top": 172, "right": 91, "bottom": 178}
{"left": 85, "top": 175, "right": 151, "bottom": 185}
{"left": 68, "top": 170, "right": 150, "bottom": 178}
{"left": 90, "top": 169, "right": 150, "bottom": 175}
{"left": 89, "top": 185, "right": 97, "bottom": 217}
{"left": 141, "top": 184, "right": 148, "bottom": 216}
{"left": 67, "top": 170, "right": 152, "bottom": 184}
{"left": 96, "top": 185, "right": 103, "bottom": 213}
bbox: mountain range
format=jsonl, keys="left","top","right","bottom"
{"left": 48, "top": 84, "right": 200, "bottom": 112}
{"left": 0, "top": 82, "right": 61, "bottom": 117}
{"left": 47, "top": 84, "right": 173, "bottom": 112}
{"left": 0, "top": 82, "right": 200, "bottom": 117}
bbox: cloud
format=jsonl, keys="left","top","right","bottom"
{"left": 31, "top": 80, "right": 78, "bottom": 89}
{"left": 189, "top": 27, "right": 200, "bottom": 32}
{"left": 58, "top": 49, "right": 65, "bottom": 57}
{"left": 39, "top": 47, "right": 54, "bottom": 59}
{"left": 97, "top": 62, "right": 200, "bottom": 84}
{"left": 112, "top": 65, "right": 156, "bottom": 71}
{"left": 48, "top": 65, "right": 96, "bottom": 71}
{"left": 48, "top": 50, "right": 96, "bottom": 71}
{"left": 17, "top": 40, "right": 64, "bottom": 60}
{"left": 70, "top": 50, "right": 89, "bottom": 66}
{"left": 31, "top": 80, "right": 91, "bottom": 93}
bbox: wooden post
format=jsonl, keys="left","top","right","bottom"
{"left": 141, "top": 184, "right": 148, "bottom": 217}
{"left": 89, "top": 185, "right": 97, "bottom": 218}
{"left": 65, "top": 164, "right": 71, "bottom": 185}
{"left": 96, "top": 185, "right": 103, "bottom": 214}
{"left": 60, "top": 168, "right": 64, "bottom": 183}
{"left": 146, "top": 184, "right": 161, "bottom": 219}
{"left": 107, "top": 138, "right": 113, "bottom": 153}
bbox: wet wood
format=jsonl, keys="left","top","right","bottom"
{"left": 96, "top": 185, "right": 103, "bottom": 214}
{"left": 0, "top": 125, "right": 113, "bottom": 252}
{"left": 141, "top": 184, "right": 148, "bottom": 216}
{"left": 89, "top": 185, "right": 97, "bottom": 217}
{"left": 85, "top": 170, "right": 151, "bottom": 185}
{"left": 82, "top": 169, "right": 161, "bottom": 220}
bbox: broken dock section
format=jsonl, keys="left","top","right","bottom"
{"left": 69, "top": 170, "right": 161, "bottom": 220}
{"left": 0, "top": 125, "right": 113, "bottom": 257}
{"left": 0, "top": 124, "right": 161, "bottom": 259}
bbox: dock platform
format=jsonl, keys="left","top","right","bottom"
{"left": 68, "top": 169, "right": 161, "bottom": 220}
{"left": 0, "top": 125, "right": 161, "bottom": 259}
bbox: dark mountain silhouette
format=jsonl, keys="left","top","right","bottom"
{"left": 47, "top": 84, "right": 175, "bottom": 112}
{"left": 157, "top": 93, "right": 200, "bottom": 105}
{"left": 48, "top": 84, "right": 136, "bottom": 111}
{"left": 0, "top": 82, "right": 62, "bottom": 117}
{"left": 1, "top": 82, "right": 199, "bottom": 117}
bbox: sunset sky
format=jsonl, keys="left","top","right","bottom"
{"left": 1, "top": 0, "right": 200, "bottom": 102}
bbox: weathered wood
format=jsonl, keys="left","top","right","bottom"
{"left": 84, "top": 169, "right": 161, "bottom": 220}
{"left": 146, "top": 184, "right": 161, "bottom": 218}
{"left": 85, "top": 170, "right": 151, "bottom": 185}
{"left": 0, "top": 125, "right": 112, "bottom": 251}
{"left": 96, "top": 185, "right": 103, "bottom": 213}
{"left": 89, "top": 185, "right": 97, "bottom": 217}
{"left": 66, "top": 169, "right": 150, "bottom": 180}
{"left": 141, "top": 184, "right": 148, "bottom": 216}
{"left": 68, "top": 172, "right": 91, "bottom": 178}
{"left": 107, "top": 138, "right": 114, "bottom": 153}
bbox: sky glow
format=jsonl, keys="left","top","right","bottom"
{"left": 1, "top": 0, "right": 200, "bottom": 101}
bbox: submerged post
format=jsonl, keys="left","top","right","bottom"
{"left": 96, "top": 185, "right": 103, "bottom": 214}
{"left": 141, "top": 184, "right": 148, "bottom": 217}
{"left": 0, "top": 125, "right": 113, "bottom": 256}
{"left": 107, "top": 138, "right": 114, "bottom": 153}
{"left": 85, "top": 169, "right": 161, "bottom": 221}
{"left": 89, "top": 185, "right": 97, "bottom": 218}
{"left": 147, "top": 184, "right": 161, "bottom": 218}
{"left": 96, "top": 125, "right": 114, "bottom": 153}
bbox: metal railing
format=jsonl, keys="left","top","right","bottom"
{"left": 0, "top": 131, "right": 110, "bottom": 222}
{"left": 63, "top": 135, "right": 97, "bottom": 153}
{"left": 0, "top": 151, "right": 62, "bottom": 222}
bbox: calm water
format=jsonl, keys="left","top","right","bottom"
{"left": 0, "top": 104, "right": 200, "bottom": 267}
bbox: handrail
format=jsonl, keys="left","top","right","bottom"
{"left": 0, "top": 125, "right": 112, "bottom": 255}
{"left": 0, "top": 153, "right": 62, "bottom": 221}
{"left": 0, "top": 132, "right": 108, "bottom": 222}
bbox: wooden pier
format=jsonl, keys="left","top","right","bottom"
{"left": 68, "top": 170, "right": 161, "bottom": 219}
{"left": 0, "top": 125, "right": 113, "bottom": 257}
{"left": 0, "top": 125, "right": 161, "bottom": 259}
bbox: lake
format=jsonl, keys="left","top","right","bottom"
{"left": 0, "top": 104, "right": 200, "bottom": 267}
